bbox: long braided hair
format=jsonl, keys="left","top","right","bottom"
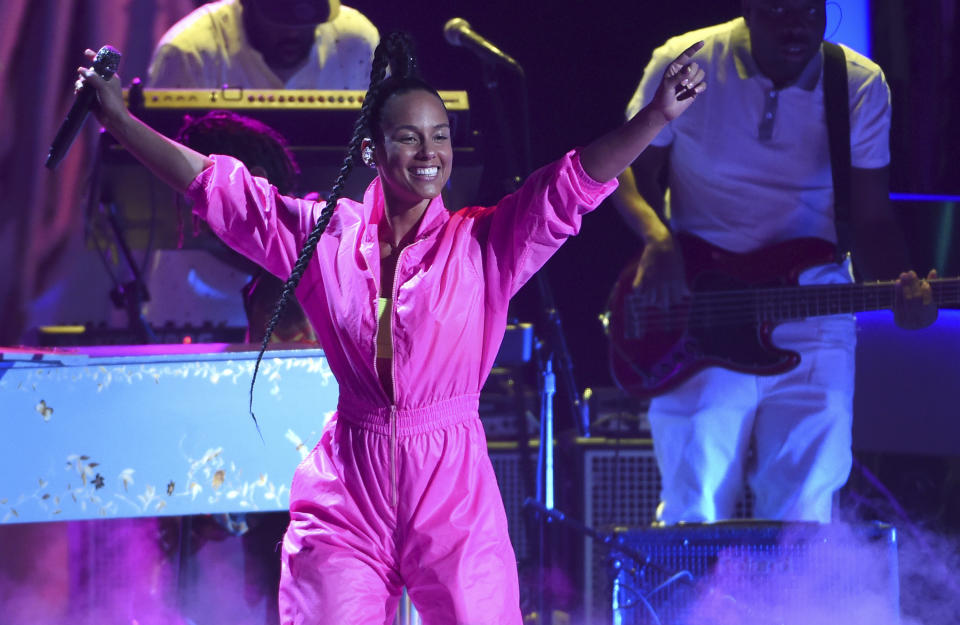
{"left": 247, "top": 31, "right": 445, "bottom": 428}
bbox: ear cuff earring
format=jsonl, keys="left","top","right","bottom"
{"left": 361, "top": 145, "right": 376, "bottom": 167}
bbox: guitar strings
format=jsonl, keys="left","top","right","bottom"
{"left": 625, "top": 279, "right": 960, "bottom": 328}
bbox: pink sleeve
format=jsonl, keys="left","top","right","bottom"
{"left": 186, "top": 154, "right": 320, "bottom": 280}
{"left": 481, "top": 148, "right": 618, "bottom": 299}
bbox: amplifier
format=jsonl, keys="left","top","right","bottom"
{"left": 610, "top": 522, "right": 899, "bottom": 625}
{"left": 582, "top": 439, "right": 661, "bottom": 624}
{"left": 488, "top": 442, "right": 539, "bottom": 565}
{"left": 582, "top": 385, "right": 651, "bottom": 437}
{"left": 580, "top": 439, "right": 754, "bottom": 625}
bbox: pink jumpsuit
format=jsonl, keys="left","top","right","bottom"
{"left": 187, "top": 150, "right": 616, "bottom": 624}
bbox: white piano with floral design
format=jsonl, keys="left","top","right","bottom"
{"left": 0, "top": 343, "right": 336, "bottom": 524}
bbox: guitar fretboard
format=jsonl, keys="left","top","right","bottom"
{"left": 627, "top": 278, "right": 960, "bottom": 331}
{"left": 751, "top": 278, "right": 956, "bottom": 323}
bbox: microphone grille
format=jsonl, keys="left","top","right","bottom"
{"left": 93, "top": 45, "right": 122, "bottom": 79}
{"left": 443, "top": 17, "right": 469, "bottom": 46}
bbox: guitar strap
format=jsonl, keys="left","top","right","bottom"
{"left": 822, "top": 41, "right": 852, "bottom": 260}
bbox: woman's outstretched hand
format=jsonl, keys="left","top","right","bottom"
{"left": 546, "top": 41, "right": 707, "bottom": 184}
{"left": 72, "top": 47, "right": 212, "bottom": 192}
{"left": 76, "top": 48, "right": 127, "bottom": 130}
{"left": 649, "top": 41, "right": 707, "bottom": 123}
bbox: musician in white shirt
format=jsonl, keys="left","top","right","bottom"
{"left": 613, "top": 0, "right": 936, "bottom": 525}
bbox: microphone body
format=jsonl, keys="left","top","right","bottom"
{"left": 45, "top": 45, "right": 122, "bottom": 170}
{"left": 443, "top": 18, "right": 523, "bottom": 75}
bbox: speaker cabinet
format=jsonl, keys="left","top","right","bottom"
{"left": 580, "top": 439, "right": 754, "bottom": 625}
{"left": 610, "top": 522, "right": 899, "bottom": 625}
{"left": 582, "top": 441, "right": 662, "bottom": 624}
{"left": 489, "top": 443, "right": 539, "bottom": 564}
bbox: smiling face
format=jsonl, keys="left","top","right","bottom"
{"left": 372, "top": 89, "right": 453, "bottom": 215}
{"left": 743, "top": 0, "right": 826, "bottom": 87}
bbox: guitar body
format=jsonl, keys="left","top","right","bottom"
{"left": 606, "top": 233, "right": 839, "bottom": 399}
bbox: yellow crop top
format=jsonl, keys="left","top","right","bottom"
{"left": 376, "top": 297, "right": 393, "bottom": 358}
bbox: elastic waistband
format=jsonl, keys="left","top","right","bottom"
{"left": 336, "top": 393, "right": 481, "bottom": 436}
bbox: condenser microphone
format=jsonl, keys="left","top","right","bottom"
{"left": 45, "top": 45, "right": 122, "bottom": 170}
{"left": 443, "top": 18, "right": 523, "bottom": 76}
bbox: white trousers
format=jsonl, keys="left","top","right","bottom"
{"left": 648, "top": 263, "right": 857, "bottom": 524}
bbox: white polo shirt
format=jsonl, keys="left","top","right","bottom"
{"left": 626, "top": 18, "right": 891, "bottom": 253}
{"left": 147, "top": 0, "right": 379, "bottom": 89}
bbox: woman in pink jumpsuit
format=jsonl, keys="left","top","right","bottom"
{"left": 78, "top": 32, "right": 707, "bottom": 625}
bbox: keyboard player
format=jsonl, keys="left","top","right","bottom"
{"left": 147, "top": 0, "right": 379, "bottom": 90}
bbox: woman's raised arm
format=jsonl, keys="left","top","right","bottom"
{"left": 580, "top": 41, "right": 705, "bottom": 183}
{"left": 77, "top": 48, "right": 213, "bottom": 192}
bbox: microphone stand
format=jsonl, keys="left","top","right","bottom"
{"left": 87, "top": 131, "right": 157, "bottom": 343}
{"left": 484, "top": 60, "right": 587, "bottom": 437}
{"left": 523, "top": 499, "right": 653, "bottom": 567}
{"left": 522, "top": 500, "right": 696, "bottom": 624}
{"left": 479, "top": 62, "right": 523, "bottom": 194}
{"left": 479, "top": 54, "right": 584, "bottom": 625}
{"left": 479, "top": 62, "right": 547, "bottom": 623}
{"left": 104, "top": 202, "right": 156, "bottom": 343}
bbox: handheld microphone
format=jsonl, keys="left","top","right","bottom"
{"left": 443, "top": 18, "right": 523, "bottom": 76}
{"left": 45, "top": 45, "right": 122, "bottom": 170}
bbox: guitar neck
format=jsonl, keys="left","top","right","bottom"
{"left": 625, "top": 235, "right": 959, "bottom": 329}
{"left": 746, "top": 278, "right": 960, "bottom": 322}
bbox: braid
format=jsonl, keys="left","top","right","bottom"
{"left": 247, "top": 32, "right": 423, "bottom": 428}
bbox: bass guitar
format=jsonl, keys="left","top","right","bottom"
{"left": 604, "top": 232, "right": 959, "bottom": 399}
